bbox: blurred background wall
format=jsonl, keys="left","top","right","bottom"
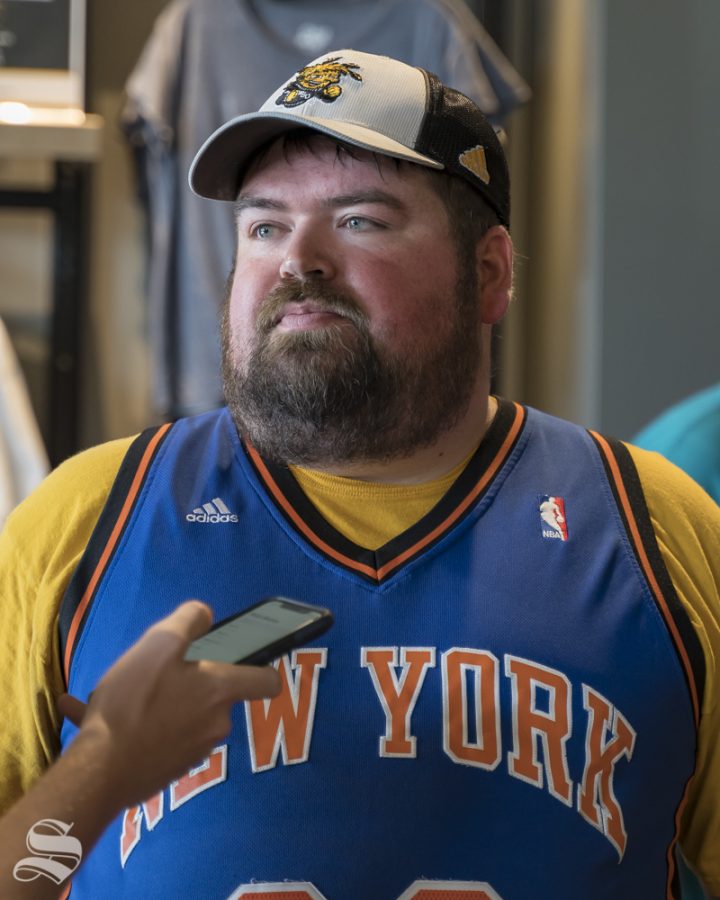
{"left": 498, "top": 0, "right": 720, "bottom": 439}
{"left": 599, "top": 0, "right": 720, "bottom": 437}
{"left": 1, "top": 0, "right": 719, "bottom": 461}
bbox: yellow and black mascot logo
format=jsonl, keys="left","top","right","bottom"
{"left": 276, "top": 58, "right": 362, "bottom": 108}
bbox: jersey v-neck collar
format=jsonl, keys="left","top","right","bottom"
{"left": 242, "top": 398, "right": 527, "bottom": 584}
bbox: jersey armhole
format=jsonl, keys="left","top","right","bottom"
{"left": 589, "top": 431, "right": 706, "bottom": 728}
{"left": 58, "top": 423, "right": 173, "bottom": 686}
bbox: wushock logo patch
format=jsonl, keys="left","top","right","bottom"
{"left": 276, "top": 57, "right": 362, "bottom": 108}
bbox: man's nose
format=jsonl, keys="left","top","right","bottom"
{"left": 279, "top": 228, "right": 336, "bottom": 281}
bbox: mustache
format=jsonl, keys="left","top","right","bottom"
{"left": 255, "top": 280, "right": 368, "bottom": 334}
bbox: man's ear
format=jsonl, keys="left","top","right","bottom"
{"left": 476, "top": 226, "right": 513, "bottom": 324}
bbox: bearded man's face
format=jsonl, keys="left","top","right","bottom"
{"left": 222, "top": 136, "right": 482, "bottom": 466}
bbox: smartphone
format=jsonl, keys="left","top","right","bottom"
{"left": 184, "top": 596, "right": 333, "bottom": 666}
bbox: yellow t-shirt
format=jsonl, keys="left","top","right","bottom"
{"left": 0, "top": 434, "right": 719, "bottom": 891}
{"left": 289, "top": 445, "right": 477, "bottom": 551}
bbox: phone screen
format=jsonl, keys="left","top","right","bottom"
{"left": 184, "top": 598, "right": 326, "bottom": 664}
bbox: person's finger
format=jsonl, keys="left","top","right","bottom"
{"left": 57, "top": 693, "right": 88, "bottom": 726}
{"left": 232, "top": 665, "right": 282, "bottom": 700}
{"left": 203, "top": 662, "right": 282, "bottom": 701}
{"left": 150, "top": 600, "right": 214, "bottom": 647}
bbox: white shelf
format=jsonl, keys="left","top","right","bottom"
{"left": 0, "top": 106, "right": 104, "bottom": 162}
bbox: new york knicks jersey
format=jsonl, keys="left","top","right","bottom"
{"left": 59, "top": 400, "right": 704, "bottom": 899}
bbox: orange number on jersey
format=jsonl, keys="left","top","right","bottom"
{"left": 228, "top": 885, "right": 326, "bottom": 899}
{"left": 398, "top": 881, "right": 502, "bottom": 900}
{"left": 229, "top": 881, "right": 501, "bottom": 899}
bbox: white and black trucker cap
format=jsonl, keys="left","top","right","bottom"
{"left": 189, "top": 49, "right": 510, "bottom": 228}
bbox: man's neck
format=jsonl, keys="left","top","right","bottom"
{"left": 305, "top": 394, "right": 498, "bottom": 485}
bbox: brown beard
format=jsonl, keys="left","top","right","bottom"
{"left": 221, "top": 258, "right": 481, "bottom": 466}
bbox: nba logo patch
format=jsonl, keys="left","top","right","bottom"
{"left": 539, "top": 495, "right": 569, "bottom": 541}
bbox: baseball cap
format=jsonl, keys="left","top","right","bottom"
{"left": 189, "top": 49, "right": 510, "bottom": 228}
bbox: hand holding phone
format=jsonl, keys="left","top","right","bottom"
{"left": 184, "top": 596, "right": 333, "bottom": 666}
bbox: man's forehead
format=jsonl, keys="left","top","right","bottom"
{"left": 239, "top": 132, "right": 429, "bottom": 194}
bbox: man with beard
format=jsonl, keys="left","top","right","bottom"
{"left": 1, "top": 49, "right": 719, "bottom": 900}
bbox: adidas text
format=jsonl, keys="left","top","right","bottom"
{"left": 186, "top": 512, "right": 239, "bottom": 524}
{"left": 186, "top": 497, "right": 238, "bottom": 524}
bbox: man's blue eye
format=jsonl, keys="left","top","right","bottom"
{"left": 254, "top": 224, "right": 273, "bottom": 238}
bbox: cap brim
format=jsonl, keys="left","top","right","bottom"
{"left": 188, "top": 110, "right": 444, "bottom": 200}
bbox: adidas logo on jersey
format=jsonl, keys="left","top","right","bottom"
{"left": 186, "top": 497, "right": 239, "bottom": 523}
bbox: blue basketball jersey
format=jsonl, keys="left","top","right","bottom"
{"left": 59, "top": 400, "right": 704, "bottom": 899}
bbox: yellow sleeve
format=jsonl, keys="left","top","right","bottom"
{"left": 0, "top": 436, "right": 134, "bottom": 814}
{"left": 628, "top": 444, "right": 720, "bottom": 893}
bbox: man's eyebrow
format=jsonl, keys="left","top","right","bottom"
{"left": 323, "top": 190, "right": 406, "bottom": 211}
{"left": 234, "top": 190, "right": 406, "bottom": 218}
{"left": 234, "top": 196, "right": 287, "bottom": 217}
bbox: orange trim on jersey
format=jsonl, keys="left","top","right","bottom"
{"left": 375, "top": 402, "right": 526, "bottom": 580}
{"left": 590, "top": 432, "right": 700, "bottom": 729}
{"left": 247, "top": 403, "right": 525, "bottom": 583}
{"left": 62, "top": 423, "right": 172, "bottom": 684}
{"left": 246, "top": 444, "right": 379, "bottom": 579}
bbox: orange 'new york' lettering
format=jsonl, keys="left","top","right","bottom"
{"left": 121, "top": 791, "right": 163, "bottom": 865}
{"left": 577, "top": 684, "right": 636, "bottom": 858}
{"left": 442, "top": 649, "right": 501, "bottom": 769}
{"left": 361, "top": 647, "right": 435, "bottom": 757}
{"left": 120, "top": 798, "right": 156, "bottom": 868}
{"left": 170, "top": 745, "right": 227, "bottom": 809}
{"left": 505, "top": 655, "right": 573, "bottom": 805}
{"left": 245, "top": 649, "right": 327, "bottom": 772}
{"left": 120, "top": 745, "right": 227, "bottom": 867}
